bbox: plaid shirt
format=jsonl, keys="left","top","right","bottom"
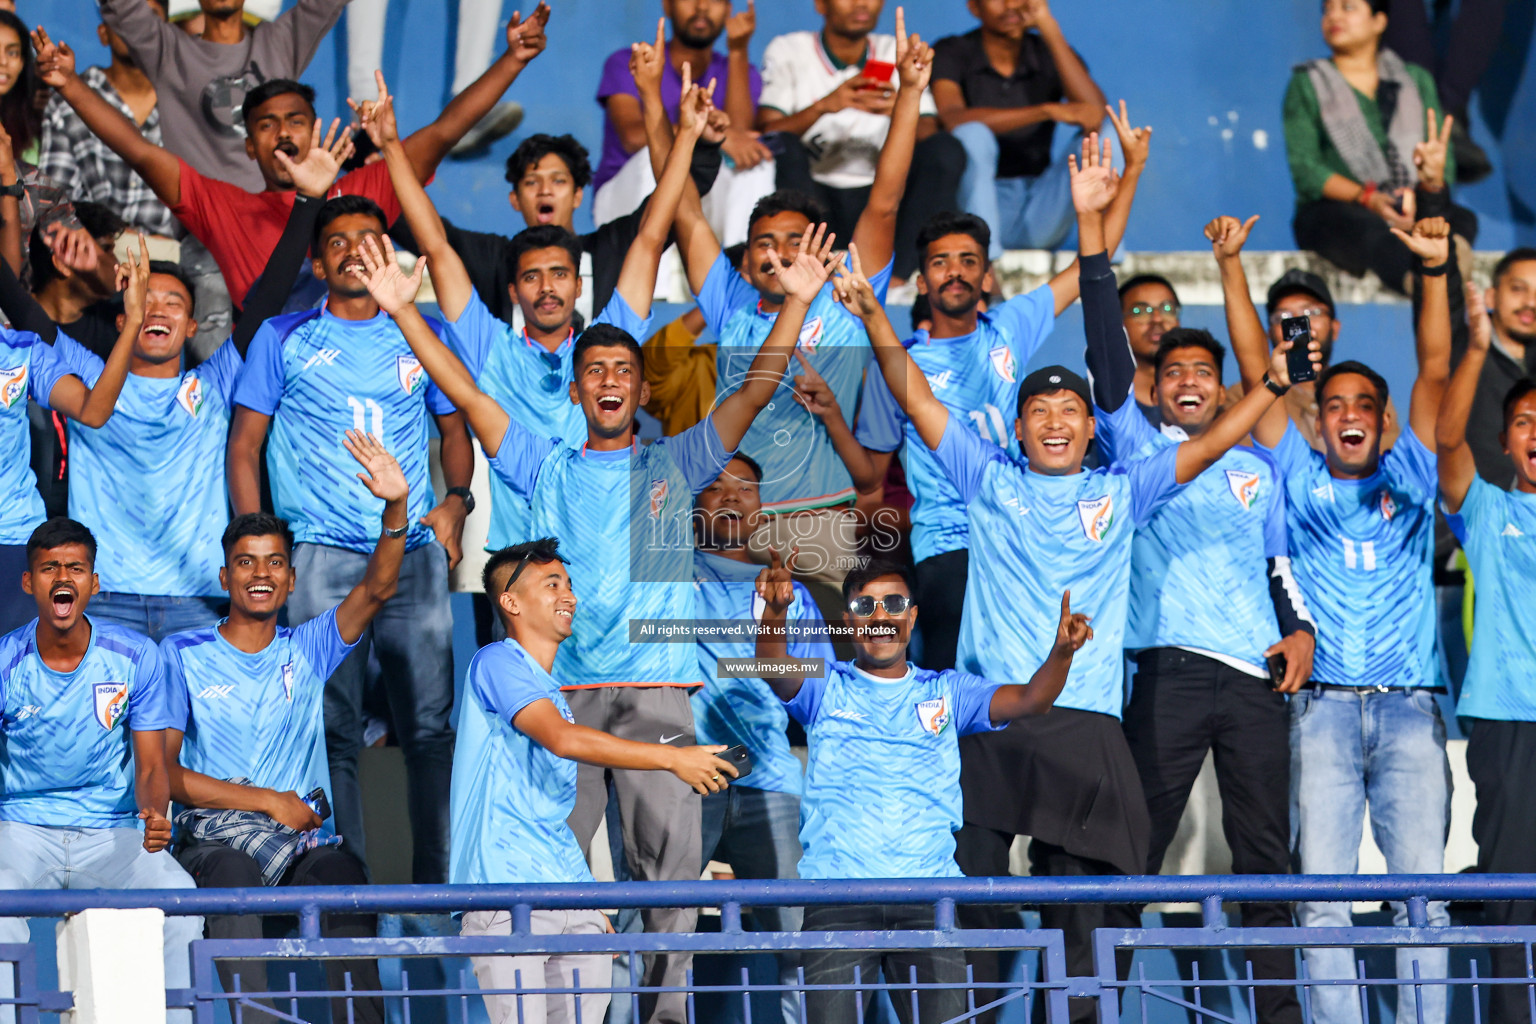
{"left": 38, "top": 67, "right": 179, "bottom": 238}
{"left": 174, "top": 777, "right": 342, "bottom": 885}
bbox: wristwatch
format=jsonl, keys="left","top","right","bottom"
{"left": 381, "top": 522, "right": 409, "bottom": 540}
{"left": 1261, "top": 371, "right": 1290, "bottom": 397}
{"left": 447, "top": 486, "right": 476, "bottom": 513}
{"left": 0, "top": 182, "right": 25, "bottom": 199}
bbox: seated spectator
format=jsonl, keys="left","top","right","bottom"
{"left": 38, "top": 0, "right": 180, "bottom": 250}
{"left": 934, "top": 0, "right": 1105, "bottom": 256}
{"left": 0, "top": 518, "right": 202, "bottom": 1022}
{"left": 0, "top": 10, "right": 41, "bottom": 165}
{"left": 1117, "top": 273, "right": 1181, "bottom": 426}
{"left": 1283, "top": 0, "right": 1476, "bottom": 294}
{"left": 753, "top": 555, "right": 1085, "bottom": 1024}
{"left": 163, "top": 441, "right": 410, "bottom": 1024}
{"left": 1458, "top": 250, "right": 1536, "bottom": 488}
{"left": 757, "top": 3, "right": 963, "bottom": 281}
{"left": 594, "top": 5, "right": 771, "bottom": 245}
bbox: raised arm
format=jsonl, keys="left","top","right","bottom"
{"left": 1048, "top": 101, "right": 1149, "bottom": 314}
{"left": 849, "top": 8, "right": 929, "bottom": 274}
{"left": 1394, "top": 216, "right": 1454, "bottom": 447}
{"left": 1437, "top": 282, "right": 1488, "bottom": 512}
{"left": 1205, "top": 213, "right": 1290, "bottom": 448}
{"left": 514, "top": 701, "right": 736, "bottom": 794}
{"left": 333, "top": 433, "right": 409, "bottom": 642}
{"left": 46, "top": 237, "right": 150, "bottom": 428}
{"left": 791, "top": 350, "right": 884, "bottom": 491}
{"left": 32, "top": 29, "right": 181, "bottom": 206}
{"left": 986, "top": 592, "right": 1091, "bottom": 721}
{"left": 752, "top": 548, "right": 805, "bottom": 700}
{"left": 1072, "top": 134, "right": 1135, "bottom": 412}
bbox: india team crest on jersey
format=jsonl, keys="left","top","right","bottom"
{"left": 648, "top": 479, "right": 670, "bottom": 519}
{"left": 396, "top": 355, "right": 426, "bottom": 395}
{"left": 796, "top": 317, "right": 824, "bottom": 353}
{"left": 989, "top": 345, "right": 1017, "bottom": 383}
{"left": 282, "top": 662, "right": 295, "bottom": 701}
{"left": 915, "top": 696, "right": 950, "bottom": 736}
{"left": 93, "top": 682, "right": 128, "bottom": 730}
{"left": 176, "top": 375, "right": 205, "bottom": 417}
{"left": 1380, "top": 492, "right": 1398, "bottom": 521}
{"left": 1076, "top": 494, "right": 1114, "bottom": 542}
{"left": 0, "top": 365, "right": 26, "bottom": 409}
{"left": 1225, "top": 470, "right": 1261, "bottom": 510}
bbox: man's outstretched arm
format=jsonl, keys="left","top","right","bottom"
{"left": 987, "top": 593, "right": 1091, "bottom": 721}
{"left": 1437, "top": 283, "right": 1489, "bottom": 513}
{"left": 850, "top": 9, "right": 930, "bottom": 274}
{"left": 333, "top": 433, "right": 409, "bottom": 643}
{"left": 1048, "top": 102, "right": 1150, "bottom": 314}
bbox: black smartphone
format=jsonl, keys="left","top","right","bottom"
{"left": 1281, "top": 315, "right": 1316, "bottom": 383}
{"left": 1265, "top": 654, "right": 1287, "bottom": 689}
{"left": 720, "top": 744, "right": 754, "bottom": 782}
{"left": 304, "top": 787, "right": 331, "bottom": 822}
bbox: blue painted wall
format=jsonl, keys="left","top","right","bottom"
{"left": 36, "top": 0, "right": 1535, "bottom": 251}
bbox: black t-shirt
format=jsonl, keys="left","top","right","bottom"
{"left": 932, "top": 28, "right": 1070, "bottom": 179}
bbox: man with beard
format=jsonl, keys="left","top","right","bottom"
{"left": 227, "top": 192, "right": 474, "bottom": 886}
{"left": 1235, "top": 215, "right": 1455, "bottom": 1024}
{"left": 753, "top": 555, "right": 1087, "bottom": 1024}
{"left": 854, "top": 109, "right": 1147, "bottom": 670}
{"left": 1456, "top": 248, "right": 1536, "bottom": 487}
{"left": 594, "top": 4, "right": 771, "bottom": 244}
{"left": 0, "top": 517, "right": 201, "bottom": 1022}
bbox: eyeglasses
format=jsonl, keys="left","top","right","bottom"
{"left": 1269, "top": 307, "right": 1331, "bottom": 325}
{"left": 1127, "top": 302, "right": 1181, "bottom": 320}
{"left": 537, "top": 350, "right": 564, "bottom": 394}
{"left": 847, "top": 593, "right": 913, "bottom": 616}
{"left": 504, "top": 551, "right": 567, "bottom": 592}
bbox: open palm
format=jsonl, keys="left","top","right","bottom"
{"left": 345, "top": 430, "right": 409, "bottom": 503}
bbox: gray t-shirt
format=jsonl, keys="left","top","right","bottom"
{"left": 100, "top": 0, "right": 347, "bottom": 192}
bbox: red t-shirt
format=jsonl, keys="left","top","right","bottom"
{"left": 169, "top": 158, "right": 404, "bottom": 306}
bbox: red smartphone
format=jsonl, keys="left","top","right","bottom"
{"left": 859, "top": 60, "right": 896, "bottom": 89}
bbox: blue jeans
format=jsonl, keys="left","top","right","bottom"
{"left": 287, "top": 542, "right": 455, "bottom": 884}
{"left": 0, "top": 821, "right": 202, "bottom": 1024}
{"left": 1290, "top": 687, "right": 1451, "bottom": 1024}
{"left": 952, "top": 121, "right": 1077, "bottom": 258}
{"left": 88, "top": 592, "right": 225, "bottom": 642}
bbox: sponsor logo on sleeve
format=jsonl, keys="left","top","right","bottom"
{"left": 1076, "top": 494, "right": 1114, "bottom": 542}
{"left": 93, "top": 683, "right": 128, "bottom": 730}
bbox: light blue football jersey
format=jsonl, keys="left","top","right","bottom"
{"left": 449, "top": 639, "right": 593, "bottom": 885}
{"left": 444, "top": 289, "right": 651, "bottom": 551}
{"left": 689, "top": 550, "right": 832, "bottom": 795}
{"left": 233, "top": 307, "right": 456, "bottom": 553}
{"left": 0, "top": 618, "right": 176, "bottom": 828}
{"left": 1446, "top": 476, "right": 1536, "bottom": 720}
{"left": 161, "top": 608, "right": 355, "bottom": 828}
{"left": 1096, "top": 396, "right": 1286, "bottom": 671}
{"left": 488, "top": 416, "right": 733, "bottom": 686}
{"left": 786, "top": 659, "right": 1003, "bottom": 880}
{"left": 856, "top": 287, "right": 1055, "bottom": 563}
{"left": 698, "top": 251, "right": 892, "bottom": 512}
{"left": 55, "top": 333, "right": 241, "bottom": 597}
{"left": 0, "top": 328, "right": 70, "bottom": 544}
{"left": 931, "top": 407, "right": 1183, "bottom": 717}
{"left": 1260, "top": 422, "right": 1437, "bottom": 688}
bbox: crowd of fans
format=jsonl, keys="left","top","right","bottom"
{"left": 0, "top": 1, "right": 1529, "bottom": 1023}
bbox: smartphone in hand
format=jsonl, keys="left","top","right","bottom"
{"left": 304, "top": 787, "right": 331, "bottom": 823}
{"left": 719, "top": 744, "right": 754, "bottom": 782}
{"left": 858, "top": 60, "right": 896, "bottom": 89}
{"left": 1281, "top": 315, "right": 1316, "bottom": 384}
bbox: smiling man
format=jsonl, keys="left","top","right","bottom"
{"left": 753, "top": 555, "right": 1087, "bottom": 1024}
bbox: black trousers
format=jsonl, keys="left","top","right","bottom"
{"left": 914, "top": 548, "right": 968, "bottom": 671}
{"left": 1465, "top": 718, "right": 1536, "bottom": 1024}
{"left": 1293, "top": 192, "right": 1478, "bottom": 295}
{"left": 176, "top": 839, "right": 384, "bottom": 1024}
{"left": 1385, "top": 0, "right": 1507, "bottom": 117}
{"left": 1117, "top": 648, "right": 1301, "bottom": 1024}
{"left": 772, "top": 131, "right": 966, "bottom": 280}
{"left": 801, "top": 903, "right": 967, "bottom": 1024}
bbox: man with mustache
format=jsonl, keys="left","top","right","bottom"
{"left": 1453, "top": 248, "right": 1536, "bottom": 488}
{"left": 0, "top": 517, "right": 202, "bottom": 1022}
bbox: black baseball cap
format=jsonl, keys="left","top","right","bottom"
{"left": 1266, "top": 269, "right": 1335, "bottom": 321}
{"left": 1017, "top": 365, "right": 1092, "bottom": 407}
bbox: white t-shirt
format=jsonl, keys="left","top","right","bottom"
{"left": 759, "top": 31, "right": 938, "bottom": 190}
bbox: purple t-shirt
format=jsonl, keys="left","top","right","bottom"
{"left": 594, "top": 46, "right": 763, "bottom": 190}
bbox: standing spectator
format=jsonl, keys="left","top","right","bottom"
{"left": 1458, "top": 250, "right": 1536, "bottom": 489}
{"left": 757, "top": 2, "right": 963, "bottom": 281}
{"left": 1282, "top": 0, "right": 1476, "bottom": 294}
{"left": 1235, "top": 217, "right": 1455, "bottom": 1024}
{"left": 226, "top": 188, "right": 475, "bottom": 885}
{"left": 934, "top": 0, "right": 1105, "bottom": 256}
{"left": 38, "top": 0, "right": 179, "bottom": 246}
{"left": 753, "top": 555, "right": 1085, "bottom": 1024}
{"left": 594, "top": 6, "right": 772, "bottom": 246}
{"left": 1438, "top": 291, "right": 1536, "bottom": 1024}
{"left": 1117, "top": 273, "right": 1180, "bottom": 425}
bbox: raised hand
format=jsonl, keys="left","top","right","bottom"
{"left": 630, "top": 17, "right": 667, "bottom": 97}
{"left": 1203, "top": 214, "right": 1260, "bottom": 261}
{"left": 677, "top": 66, "right": 718, "bottom": 143}
{"left": 668, "top": 744, "right": 738, "bottom": 795}
{"left": 263, "top": 790, "right": 324, "bottom": 832}
{"left": 771, "top": 221, "right": 841, "bottom": 304}
{"left": 1105, "top": 99, "right": 1152, "bottom": 171}
{"left": 1053, "top": 591, "right": 1093, "bottom": 655}
{"left": 1466, "top": 281, "right": 1492, "bottom": 353}
{"left": 280, "top": 117, "right": 354, "bottom": 198}
{"left": 45, "top": 223, "right": 102, "bottom": 275}
{"left": 792, "top": 350, "right": 840, "bottom": 418}
{"left": 1068, "top": 132, "right": 1120, "bottom": 215}
{"left": 344, "top": 429, "right": 409, "bottom": 503}
{"left": 1390, "top": 215, "right": 1451, "bottom": 266}
{"left": 1413, "top": 108, "right": 1454, "bottom": 191}
{"left": 1269, "top": 321, "right": 1322, "bottom": 387}
{"left": 117, "top": 233, "right": 152, "bottom": 323}
{"left": 30, "top": 28, "right": 75, "bottom": 89}
{"left": 893, "top": 7, "right": 933, "bottom": 93}
{"left": 347, "top": 70, "right": 399, "bottom": 149}
{"left": 832, "top": 241, "right": 881, "bottom": 319}
{"left": 355, "top": 234, "right": 426, "bottom": 315}
{"left": 506, "top": 2, "right": 551, "bottom": 67}
{"left": 755, "top": 547, "right": 799, "bottom": 615}
{"left": 726, "top": 0, "right": 755, "bottom": 50}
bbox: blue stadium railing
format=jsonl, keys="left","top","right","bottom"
{"left": 4, "top": 874, "right": 1536, "bottom": 1024}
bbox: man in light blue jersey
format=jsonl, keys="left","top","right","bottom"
{"left": 162, "top": 433, "right": 410, "bottom": 1024}
{"left": 752, "top": 554, "right": 1088, "bottom": 1024}
{"left": 1083, "top": 215, "right": 1320, "bottom": 1024}
{"left": 843, "top": 134, "right": 1317, "bottom": 1024}
{"left": 228, "top": 185, "right": 475, "bottom": 884}
{"left": 455, "top": 537, "right": 736, "bottom": 1024}
{"left": 854, "top": 100, "right": 1149, "bottom": 670}
{"left": 1439, "top": 295, "right": 1536, "bottom": 1024}
{"left": 0, "top": 518, "right": 201, "bottom": 1023}
{"left": 1232, "top": 215, "right": 1456, "bottom": 1024}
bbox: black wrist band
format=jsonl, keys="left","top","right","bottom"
{"left": 1262, "top": 372, "right": 1290, "bottom": 397}
{"left": 1418, "top": 260, "right": 1450, "bottom": 277}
